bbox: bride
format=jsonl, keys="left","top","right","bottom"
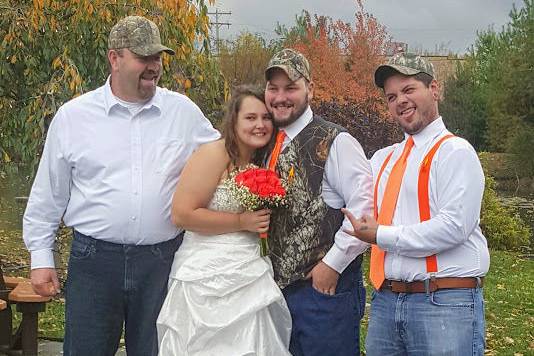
{"left": 157, "top": 85, "right": 292, "bottom": 355}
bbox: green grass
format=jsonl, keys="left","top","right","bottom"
{"left": 2, "top": 230, "right": 533, "bottom": 354}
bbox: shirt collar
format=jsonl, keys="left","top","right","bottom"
{"left": 103, "top": 76, "right": 163, "bottom": 117}
{"left": 280, "top": 105, "right": 313, "bottom": 140}
{"left": 406, "top": 116, "right": 446, "bottom": 148}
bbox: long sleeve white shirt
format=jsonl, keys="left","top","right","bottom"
{"left": 280, "top": 106, "right": 373, "bottom": 273}
{"left": 23, "top": 79, "right": 220, "bottom": 269}
{"left": 371, "top": 117, "right": 490, "bottom": 282}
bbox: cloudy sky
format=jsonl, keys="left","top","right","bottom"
{"left": 208, "top": 0, "right": 524, "bottom": 54}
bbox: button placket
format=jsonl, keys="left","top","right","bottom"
{"left": 129, "top": 115, "right": 143, "bottom": 238}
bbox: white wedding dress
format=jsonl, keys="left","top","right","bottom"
{"left": 157, "top": 183, "right": 292, "bottom": 356}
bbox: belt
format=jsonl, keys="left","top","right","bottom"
{"left": 381, "top": 277, "right": 484, "bottom": 293}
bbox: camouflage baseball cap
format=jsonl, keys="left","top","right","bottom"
{"left": 374, "top": 53, "right": 435, "bottom": 88}
{"left": 108, "top": 16, "right": 175, "bottom": 56}
{"left": 265, "top": 48, "right": 311, "bottom": 82}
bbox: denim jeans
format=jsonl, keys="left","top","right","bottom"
{"left": 282, "top": 256, "right": 366, "bottom": 356}
{"left": 365, "top": 287, "right": 486, "bottom": 356}
{"left": 63, "top": 231, "right": 181, "bottom": 356}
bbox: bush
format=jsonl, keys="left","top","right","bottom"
{"left": 481, "top": 175, "right": 531, "bottom": 251}
{"left": 508, "top": 124, "right": 534, "bottom": 177}
{"left": 312, "top": 100, "right": 402, "bottom": 157}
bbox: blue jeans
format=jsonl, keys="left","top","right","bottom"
{"left": 365, "top": 287, "right": 486, "bottom": 356}
{"left": 64, "top": 231, "right": 181, "bottom": 356}
{"left": 282, "top": 256, "right": 366, "bottom": 356}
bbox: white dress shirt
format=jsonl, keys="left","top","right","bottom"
{"left": 280, "top": 106, "right": 373, "bottom": 273}
{"left": 23, "top": 78, "right": 220, "bottom": 269}
{"left": 372, "top": 117, "right": 490, "bottom": 281}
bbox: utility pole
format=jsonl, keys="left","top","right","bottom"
{"left": 208, "top": 9, "right": 231, "bottom": 56}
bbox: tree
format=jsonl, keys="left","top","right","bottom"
{"left": 218, "top": 32, "right": 275, "bottom": 87}
{"left": 274, "top": 1, "right": 398, "bottom": 153}
{"left": 441, "top": 0, "right": 533, "bottom": 174}
{"left": 0, "top": 0, "right": 224, "bottom": 166}
{"left": 440, "top": 59, "right": 489, "bottom": 151}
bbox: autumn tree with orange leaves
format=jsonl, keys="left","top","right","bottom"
{"left": 0, "top": 0, "right": 225, "bottom": 165}
{"left": 276, "top": 1, "right": 401, "bottom": 155}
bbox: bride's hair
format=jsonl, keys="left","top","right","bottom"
{"left": 223, "top": 85, "right": 276, "bottom": 168}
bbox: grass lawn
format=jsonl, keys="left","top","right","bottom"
{"left": 1, "top": 229, "right": 533, "bottom": 354}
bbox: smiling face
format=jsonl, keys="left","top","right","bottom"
{"left": 108, "top": 48, "right": 162, "bottom": 102}
{"left": 235, "top": 96, "right": 274, "bottom": 155}
{"left": 383, "top": 73, "right": 440, "bottom": 135}
{"left": 265, "top": 69, "right": 313, "bottom": 128}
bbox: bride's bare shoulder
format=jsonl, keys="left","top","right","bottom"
{"left": 189, "top": 139, "right": 229, "bottom": 166}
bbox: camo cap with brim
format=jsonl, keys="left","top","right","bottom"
{"left": 265, "top": 48, "right": 311, "bottom": 82}
{"left": 108, "top": 16, "right": 175, "bottom": 56}
{"left": 374, "top": 53, "right": 434, "bottom": 88}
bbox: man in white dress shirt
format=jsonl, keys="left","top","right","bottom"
{"left": 343, "top": 53, "right": 489, "bottom": 355}
{"left": 265, "top": 48, "right": 373, "bottom": 355}
{"left": 22, "top": 16, "right": 219, "bottom": 356}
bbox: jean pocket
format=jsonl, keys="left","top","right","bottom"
{"left": 150, "top": 245, "right": 175, "bottom": 264}
{"left": 429, "top": 288, "right": 475, "bottom": 308}
{"left": 70, "top": 238, "right": 95, "bottom": 260}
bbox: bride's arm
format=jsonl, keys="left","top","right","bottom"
{"left": 171, "top": 140, "right": 270, "bottom": 235}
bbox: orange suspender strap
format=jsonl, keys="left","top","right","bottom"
{"left": 373, "top": 150, "right": 395, "bottom": 219}
{"left": 418, "top": 134, "right": 455, "bottom": 273}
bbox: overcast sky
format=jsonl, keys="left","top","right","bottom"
{"left": 208, "top": 0, "right": 524, "bottom": 54}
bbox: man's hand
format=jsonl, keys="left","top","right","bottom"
{"left": 341, "top": 208, "right": 378, "bottom": 244}
{"left": 306, "top": 261, "right": 339, "bottom": 295}
{"left": 30, "top": 268, "right": 60, "bottom": 297}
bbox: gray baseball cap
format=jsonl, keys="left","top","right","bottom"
{"left": 108, "top": 16, "right": 175, "bottom": 56}
{"left": 374, "top": 53, "right": 435, "bottom": 88}
{"left": 265, "top": 48, "right": 311, "bottom": 82}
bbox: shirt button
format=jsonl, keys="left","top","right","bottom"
{"left": 131, "top": 216, "right": 137, "bottom": 221}
{"left": 133, "top": 191, "right": 138, "bottom": 195}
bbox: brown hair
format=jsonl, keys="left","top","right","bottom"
{"left": 223, "top": 85, "right": 275, "bottom": 168}
{"left": 413, "top": 72, "right": 433, "bottom": 87}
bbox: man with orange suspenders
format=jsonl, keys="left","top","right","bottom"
{"left": 342, "top": 53, "right": 489, "bottom": 355}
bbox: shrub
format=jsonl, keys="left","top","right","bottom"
{"left": 312, "top": 100, "right": 402, "bottom": 157}
{"left": 481, "top": 175, "right": 531, "bottom": 251}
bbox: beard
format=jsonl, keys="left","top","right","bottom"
{"left": 137, "top": 70, "right": 160, "bottom": 100}
{"left": 271, "top": 98, "right": 309, "bottom": 128}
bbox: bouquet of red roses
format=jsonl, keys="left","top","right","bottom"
{"left": 228, "top": 165, "right": 288, "bottom": 256}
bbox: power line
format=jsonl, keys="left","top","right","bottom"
{"left": 208, "top": 9, "right": 231, "bottom": 56}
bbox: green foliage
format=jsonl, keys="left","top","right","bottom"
{"left": 0, "top": 0, "right": 223, "bottom": 167}
{"left": 508, "top": 124, "right": 534, "bottom": 176}
{"left": 441, "top": 0, "right": 533, "bottom": 173}
{"left": 481, "top": 175, "right": 531, "bottom": 251}
{"left": 440, "top": 60, "right": 489, "bottom": 151}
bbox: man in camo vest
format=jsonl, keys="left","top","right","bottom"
{"left": 264, "top": 48, "right": 374, "bottom": 355}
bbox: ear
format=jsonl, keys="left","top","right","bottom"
{"left": 429, "top": 79, "right": 440, "bottom": 101}
{"left": 307, "top": 80, "right": 314, "bottom": 101}
{"left": 108, "top": 50, "right": 119, "bottom": 72}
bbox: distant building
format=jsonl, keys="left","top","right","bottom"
{"left": 385, "top": 42, "right": 408, "bottom": 56}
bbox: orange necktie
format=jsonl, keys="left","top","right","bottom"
{"left": 268, "top": 130, "right": 286, "bottom": 171}
{"left": 370, "top": 136, "right": 414, "bottom": 289}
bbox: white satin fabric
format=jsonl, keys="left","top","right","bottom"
{"left": 157, "top": 185, "right": 292, "bottom": 355}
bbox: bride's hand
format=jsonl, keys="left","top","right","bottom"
{"left": 238, "top": 209, "right": 271, "bottom": 233}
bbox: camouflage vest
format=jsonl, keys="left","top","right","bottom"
{"left": 269, "top": 116, "right": 345, "bottom": 288}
